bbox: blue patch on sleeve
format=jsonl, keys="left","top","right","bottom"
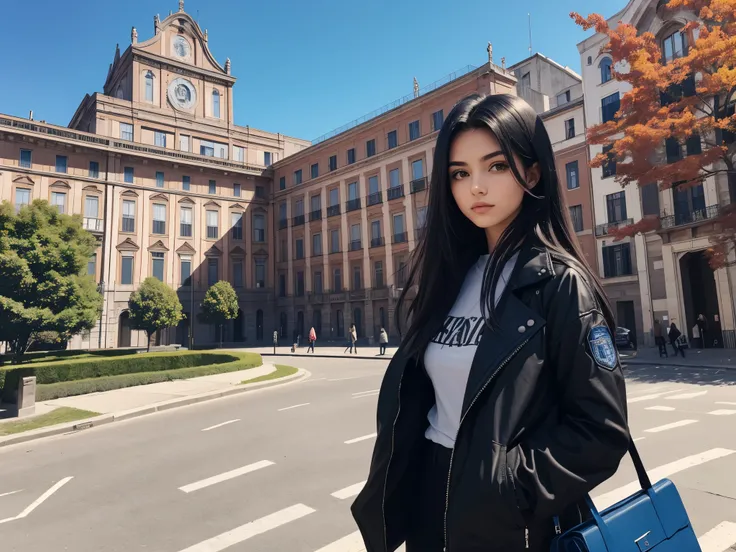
{"left": 588, "top": 326, "right": 618, "bottom": 370}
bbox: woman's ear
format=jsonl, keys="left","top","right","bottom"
{"left": 525, "top": 163, "right": 541, "bottom": 189}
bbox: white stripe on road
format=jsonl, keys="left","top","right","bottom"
{"left": 698, "top": 521, "right": 736, "bottom": 552}
{"left": 201, "top": 419, "right": 240, "bottom": 432}
{"left": 0, "top": 477, "right": 73, "bottom": 525}
{"left": 352, "top": 389, "right": 379, "bottom": 396}
{"left": 177, "top": 503, "right": 316, "bottom": 552}
{"left": 716, "top": 402, "right": 736, "bottom": 406}
{"left": 179, "top": 461, "right": 274, "bottom": 493}
{"left": 352, "top": 392, "right": 379, "bottom": 399}
{"left": 645, "top": 406, "right": 676, "bottom": 411}
{"left": 643, "top": 419, "right": 698, "bottom": 433}
{"left": 313, "top": 531, "right": 366, "bottom": 552}
{"left": 331, "top": 481, "right": 366, "bottom": 500}
{"left": 328, "top": 375, "right": 376, "bottom": 382}
{"left": 345, "top": 433, "right": 377, "bottom": 445}
{"left": 633, "top": 437, "right": 646, "bottom": 442}
{"left": 278, "top": 403, "right": 310, "bottom": 411}
{"left": 665, "top": 390, "right": 708, "bottom": 400}
{"left": 627, "top": 391, "right": 677, "bottom": 403}
{"left": 708, "top": 409, "right": 736, "bottom": 416}
{"left": 593, "top": 448, "right": 735, "bottom": 510}
{"left": 0, "top": 490, "right": 22, "bottom": 498}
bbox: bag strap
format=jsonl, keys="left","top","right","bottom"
{"left": 627, "top": 437, "right": 652, "bottom": 491}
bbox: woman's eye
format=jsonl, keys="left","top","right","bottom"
{"left": 489, "top": 162, "right": 509, "bottom": 172}
{"left": 451, "top": 170, "right": 469, "bottom": 180}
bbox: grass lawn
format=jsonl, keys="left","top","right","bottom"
{"left": 241, "top": 364, "right": 298, "bottom": 384}
{"left": 0, "top": 407, "right": 100, "bottom": 436}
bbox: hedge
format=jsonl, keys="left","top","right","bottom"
{"left": 36, "top": 353, "right": 263, "bottom": 401}
{"left": 0, "top": 348, "right": 136, "bottom": 366}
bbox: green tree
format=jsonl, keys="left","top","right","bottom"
{"left": 0, "top": 200, "right": 102, "bottom": 360}
{"left": 199, "top": 281, "right": 239, "bottom": 348}
{"left": 128, "top": 277, "right": 184, "bottom": 352}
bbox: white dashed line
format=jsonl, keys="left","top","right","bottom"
{"left": 344, "top": 433, "right": 377, "bottom": 445}
{"left": 644, "top": 419, "right": 698, "bottom": 433}
{"left": 278, "top": 403, "right": 310, "bottom": 411}
{"left": 179, "top": 461, "right": 274, "bottom": 493}
{"left": 0, "top": 477, "right": 73, "bottom": 525}
{"left": 665, "top": 390, "right": 708, "bottom": 400}
{"left": 708, "top": 409, "right": 736, "bottom": 416}
{"left": 201, "top": 419, "right": 240, "bottom": 432}
{"left": 0, "top": 490, "right": 22, "bottom": 499}
{"left": 645, "top": 406, "right": 676, "bottom": 412}
{"left": 331, "top": 481, "right": 366, "bottom": 500}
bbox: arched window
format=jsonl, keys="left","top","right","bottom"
{"left": 599, "top": 58, "right": 613, "bottom": 84}
{"left": 212, "top": 90, "right": 221, "bottom": 119}
{"left": 587, "top": 56, "right": 592, "bottom": 66}
{"left": 145, "top": 71, "right": 154, "bottom": 102}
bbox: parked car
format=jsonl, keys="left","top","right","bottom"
{"left": 615, "top": 326, "right": 636, "bottom": 349}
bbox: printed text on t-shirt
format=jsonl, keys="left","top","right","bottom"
{"left": 431, "top": 315, "right": 485, "bottom": 348}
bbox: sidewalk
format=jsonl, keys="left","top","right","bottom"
{"left": 243, "top": 345, "right": 398, "bottom": 360}
{"left": 621, "top": 346, "right": 736, "bottom": 370}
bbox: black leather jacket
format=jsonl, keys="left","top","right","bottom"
{"left": 351, "top": 244, "right": 630, "bottom": 552}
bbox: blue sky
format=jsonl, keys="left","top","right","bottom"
{"left": 0, "top": 0, "right": 618, "bottom": 141}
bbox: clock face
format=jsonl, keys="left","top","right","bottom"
{"left": 173, "top": 36, "right": 191, "bottom": 58}
{"left": 168, "top": 78, "right": 197, "bottom": 110}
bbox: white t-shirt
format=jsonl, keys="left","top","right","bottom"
{"left": 423, "top": 253, "right": 517, "bottom": 449}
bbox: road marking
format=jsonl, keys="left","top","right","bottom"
{"left": 708, "top": 409, "right": 736, "bottom": 416}
{"left": 0, "top": 477, "right": 73, "bottom": 525}
{"left": 0, "top": 490, "right": 22, "bottom": 498}
{"left": 179, "top": 460, "right": 274, "bottom": 493}
{"left": 345, "top": 433, "right": 377, "bottom": 445}
{"left": 177, "top": 503, "right": 316, "bottom": 552}
{"left": 633, "top": 437, "right": 646, "bottom": 442}
{"left": 352, "top": 389, "right": 379, "bottom": 396}
{"left": 278, "top": 403, "right": 310, "bottom": 411}
{"left": 201, "top": 419, "right": 240, "bottom": 432}
{"left": 328, "top": 375, "right": 374, "bottom": 382}
{"left": 645, "top": 406, "right": 676, "bottom": 412}
{"left": 331, "top": 481, "right": 366, "bottom": 500}
{"left": 698, "top": 521, "right": 736, "bottom": 552}
{"left": 627, "top": 391, "right": 678, "bottom": 403}
{"left": 593, "top": 448, "right": 735, "bottom": 510}
{"left": 313, "top": 531, "right": 366, "bottom": 552}
{"left": 665, "top": 390, "right": 708, "bottom": 400}
{"left": 352, "top": 392, "right": 379, "bottom": 399}
{"left": 627, "top": 386, "right": 671, "bottom": 397}
{"left": 716, "top": 401, "right": 736, "bottom": 406}
{"left": 643, "top": 419, "right": 698, "bottom": 433}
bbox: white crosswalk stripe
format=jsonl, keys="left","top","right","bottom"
{"left": 708, "top": 409, "right": 736, "bottom": 416}
{"left": 698, "top": 522, "right": 736, "bottom": 552}
{"left": 665, "top": 390, "right": 709, "bottom": 400}
{"left": 331, "top": 481, "right": 365, "bottom": 500}
{"left": 643, "top": 419, "right": 699, "bottom": 433}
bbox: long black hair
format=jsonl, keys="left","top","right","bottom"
{"left": 396, "top": 93, "right": 614, "bottom": 357}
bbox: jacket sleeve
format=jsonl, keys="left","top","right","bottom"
{"left": 508, "top": 268, "right": 630, "bottom": 521}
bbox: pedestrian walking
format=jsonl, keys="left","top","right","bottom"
{"left": 344, "top": 324, "right": 357, "bottom": 354}
{"left": 379, "top": 327, "right": 388, "bottom": 355}
{"left": 669, "top": 322, "right": 686, "bottom": 357}
{"left": 307, "top": 327, "right": 316, "bottom": 353}
{"left": 653, "top": 319, "right": 668, "bottom": 358}
{"left": 352, "top": 94, "right": 629, "bottom": 552}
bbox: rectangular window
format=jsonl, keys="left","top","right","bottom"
{"left": 264, "top": 151, "right": 272, "bottom": 166}
{"left": 56, "top": 155, "right": 68, "bottom": 174}
{"left": 122, "top": 200, "right": 135, "bottom": 232}
{"left": 279, "top": 202, "right": 287, "bottom": 224}
{"left": 566, "top": 161, "right": 579, "bottom": 190}
{"left": 330, "top": 229, "right": 340, "bottom": 253}
{"left": 156, "top": 171, "right": 165, "bottom": 188}
{"left": 416, "top": 206, "right": 427, "bottom": 229}
{"left": 387, "top": 130, "right": 398, "bottom": 149}
{"left": 208, "top": 180, "right": 217, "bottom": 195}
{"left": 280, "top": 239, "right": 287, "bottom": 262}
{"left": 347, "top": 148, "right": 356, "bottom": 165}
{"left": 279, "top": 176, "right": 286, "bottom": 191}
{"left": 371, "top": 220, "right": 381, "bottom": 240}
{"left": 294, "top": 169, "right": 303, "bottom": 185}
{"left": 602, "top": 243, "right": 633, "bottom": 278}
{"left": 253, "top": 213, "right": 266, "bottom": 242}
{"left": 412, "top": 159, "right": 424, "bottom": 180}
{"left": 51, "top": 191, "right": 66, "bottom": 214}
{"left": 606, "top": 191, "right": 627, "bottom": 223}
{"left": 569, "top": 204, "right": 584, "bottom": 232}
{"left": 255, "top": 260, "right": 266, "bottom": 288}
{"left": 233, "top": 261, "right": 244, "bottom": 288}
{"left": 145, "top": 74, "right": 154, "bottom": 102}
{"left": 432, "top": 110, "right": 444, "bottom": 131}
{"left": 353, "top": 266, "right": 361, "bottom": 290}
{"left": 180, "top": 135, "right": 190, "bottom": 152}
{"left": 231, "top": 213, "right": 244, "bottom": 240}
{"left": 233, "top": 183, "right": 241, "bottom": 197}
{"left": 641, "top": 183, "right": 660, "bottom": 216}
{"left": 313, "top": 271, "right": 323, "bottom": 294}
{"left": 279, "top": 274, "right": 287, "bottom": 297}
{"left": 295, "top": 238, "right": 304, "bottom": 259}
{"left": 663, "top": 30, "right": 688, "bottom": 63}
{"left": 121, "top": 255, "right": 134, "bottom": 285}
{"left": 206, "top": 210, "right": 219, "bottom": 239}
{"left": 180, "top": 207, "right": 193, "bottom": 237}
{"left": 215, "top": 143, "right": 227, "bottom": 159}
{"left": 686, "top": 134, "right": 702, "bottom": 156}
{"left": 602, "top": 144, "right": 617, "bottom": 178}
{"left": 334, "top": 268, "right": 342, "bottom": 292}
{"left": 366, "top": 139, "right": 376, "bottom": 158}
{"left": 88, "top": 253, "right": 97, "bottom": 277}
{"left": 296, "top": 271, "right": 305, "bottom": 296}
{"left": 213, "top": 91, "right": 221, "bottom": 119}
{"left": 85, "top": 196, "right": 99, "bottom": 219}
{"left": 89, "top": 161, "right": 99, "bottom": 178}
{"left": 152, "top": 252, "right": 165, "bottom": 281}
{"left": 154, "top": 131, "right": 166, "bottom": 148}
{"left": 409, "top": 120, "right": 420, "bottom": 141}
{"left": 557, "top": 90, "right": 571, "bottom": 106}
{"left": 15, "top": 188, "right": 30, "bottom": 211}
{"left": 181, "top": 176, "right": 190, "bottom": 191}
{"left": 200, "top": 140, "right": 215, "bottom": 157}
{"left": 348, "top": 181, "right": 359, "bottom": 201}
{"left": 208, "top": 259, "right": 218, "bottom": 286}
{"left": 311, "top": 194, "right": 321, "bottom": 212}
{"left": 20, "top": 149, "right": 32, "bottom": 169}
{"left": 295, "top": 199, "right": 304, "bottom": 217}
{"left": 374, "top": 260, "right": 384, "bottom": 288}
{"left": 601, "top": 92, "right": 620, "bottom": 123}
{"left": 124, "top": 166, "right": 134, "bottom": 184}
{"left": 152, "top": 203, "right": 166, "bottom": 234}
{"left": 565, "top": 118, "right": 575, "bottom": 139}
{"left": 329, "top": 155, "right": 337, "bottom": 171}
{"left": 120, "top": 123, "right": 133, "bottom": 141}
{"left": 368, "top": 175, "right": 379, "bottom": 195}
{"left": 389, "top": 168, "right": 400, "bottom": 188}
{"left": 311, "top": 163, "right": 319, "bottom": 179}
{"left": 329, "top": 188, "right": 339, "bottom": 206}
{"left": 255, "top": 185, "right": 264, "bottom": 197}
{"left": 393, "top": 213, "right": 405, "bottom": 236}
{"left": 181, "top": 257, "right": 192, "bottom": 286}
{"left": 233, "top": 145, "right": 245, "bottom": 162}
{"left": 312, "top": 233, "right": 322, "bottom": 255}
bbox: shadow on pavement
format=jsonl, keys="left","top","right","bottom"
{"left": 624, "top": 364, "right": 736, "bottom": 387}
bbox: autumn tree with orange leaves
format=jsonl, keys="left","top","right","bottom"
{"left": 572, "top": 0, "right": 736, "bottom": 267}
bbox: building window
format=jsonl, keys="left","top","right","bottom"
{"left": 389, "top": 168, "right": 400, "bottom": 188}
{"left": 255, "top": 259, "right": 266, "bottom": 288}
{"left": 601, "top": 92, "right": 620, "bottom": 123}
{"left": 122, "top": 200, "right": 135, "bottom": 232}
{"left": 124, "top": 167, "right": 134, "bottom": 184}
{"left": 374, "top": 260, "right": 384, "bottom": 288}
{"left": 295, "top": 271, "right": 305, "bottom": 297}
{"left": 294, "top": 238, "right": 304, "bottom": 260}
{"left": 120, "top": 123, "right": 133, "bottom": 141}
{"left": 606, "top": 191, "right": 627, "bottom": 223}
{"left": 151, "top": 252, "right": 165, "bottom": 281}
{"left": 264, "top": 151, "right": 272, "bottom": 167}
{"left": 569, "top": 204, "right": 584, "bottom": 232}
{"left": 432, "top": 110, "right": 444, "bottom": 131}
{"left": 121, "top": 255, "right": 134, "bottom": 285}
{"left": 200, "top": 140, "right": 215, "bottom": 157}
{"left": 313, "top": 271, "right": 323, "bottom": 294}
{"left": 206, "top": 210, "right": 219, "bottom": 239}
{"left": 663, "top": 30, "right": 688, "bottom": 63}
{"left": 347, "top": 148, "right": 356, "bottom": 165}
{"left": 641, "top": 183, "right": 660, "bottom": 216}
{"left": 557, "top": 90, "right": 571, "bottom": 106}
{"left": 280, "top": 239, "right": 287, "bottom": 262}
{"left": 145, "top": 71, "right": 154, "bottom": 102}
{"left": 181, "top": 257, "right": 192, "bottom": 286}
{"left": 602, "top": 243, "right": 633, "bottom": 278}
{"left": 351, "top": 223, "right": 361, "bottom": 249}
{"left": 154, "top": 131, "right": 167, "bottom": 148}
{"left": 182, "top": 175, "right": 190, "bottom": 191}
{"left": 311, "top": 163, "right": 319, "bottom": 179}
{"left": 409, "top": 120, "right": 420, "bottom": 141}
{"left": 180, "top": 207, "right": 193, "bottom": 237}
{"left": 234, "top": 145, "right": 245, "bottom": 162}
{"left": 279, "top": 176, "right": 286, "bottom": 191}
{"left": 231, "top": 212, "right": 243, "bottom": 240}
{"left": 416, "top": 206, "right": 427, "bottom": 229}
{"left": 371, "top": 220, "right": 381, "bottom": 241}
{"left": 330, "top": 229, "right": 340, "bottom": 253}
{"left": 566, "top": 161, "right": 579, "bottom": 190}
{"left": 56, "top": 155, "right": 68, "bottom": 174}
{"left": 311, "top": 195, "right": 320, "bottom": 213}
{"left": 233, "top": 260, "right": 244, "bottom": 288}
{"left": 89, "top": 161, "right": 99, "bottom": 178}
{"left": 312, "top": 232, "right": 322, "bottom": 255}
{"left": 329, "top": 155, "right": 337, "bottom": 171}
{"left": 587, "top": 56, "right": 593, "bottom": 66}
{"left": 393, "top": 213, "right": 405, "bottom": 238}
{"left": 387, "top": 130, "right": 398, "bottom": 149}
{"left": 19, "top": 149, "right": 31, "bottom": 169}
{"left": 294, "top": 169, "right": 303, "bottom": 186}
{"left": 208, "top": 259, "right": 219, "bottom": 286}
{"left": 152, "top": 203, "right": 166, "bottom": 234}
{"left": 348, "top": 181, "right": 359, "bottom": 201}
{"left": 180, "top": 135, "right": 190, "bottom": 152}
{"left": 233, "top": 183, "right": 241, "bottom": 197}
{"left": 253, "top": 213, "right": 266, "bottom": 242}
{"left": 278, "top": 274, "right": 286, "bottom": 297}
{"left": 686, "top": 134, "right": 702, "bottom": 156}
{"left": 85, "top": 196, "right": 99, "bottom": 219}
{"left": 366, "top": 139, "right": 376, "bottom": 158}
{"left": 412, "top": 159, "right": 424, "bottom": 180}
{"left": 212, "top": 90, "right": 221, "bottom": 118}
{"left": 15, "top": 188, "right": 31, "bottom": 212}
{"left": 333, "top": 268, "right": 342, "bottom": 292}
{"left": 329, "top": 188, "right": 339, "bottom": 207}
{"left": 51, "top": 191, "right": 66, "bottom": 214}
{"left": 602, "top": 144, "right": 617, "bottom": 178}
{"left": 156, "top": 171, "right": 165, "bottom": 188}
{"left": 255, "top": 185, "right": 265, "bottom": 198}
{"left": 600, "top": 58, "right": 613, "bottom": 83}
{"left": 208, "top": 180, "right": 217, "bottom": 195}
{"left": 88, "top": 253, "right": 97, "bottom": 277}
{"left": 565, "top": 118, "right": 575, "bottom": 139}
{"left": 353, "top": 266, "right": 361, "bottom": 290}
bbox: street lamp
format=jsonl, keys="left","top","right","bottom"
{"left": 97, "top": 280, "right": 105, "bottom": 349}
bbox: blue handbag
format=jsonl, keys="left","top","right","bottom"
{"left": 551, "top": 440, "right": 701, "bottom": 552}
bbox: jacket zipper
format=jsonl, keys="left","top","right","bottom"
{"left": 443, "top": 338, "right": 531, "bottom": 552}
{"left": 381, "top": 370, "right": 404, "bottom": 552}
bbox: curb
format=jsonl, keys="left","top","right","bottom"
{"left": 624, "top": 358, "right": 736, "bottom": 371}
{"left": 0, "top": 367, "right": 308, "bottom": 449}
{"left": 261, "top": 352, "right": 394, "bottom": 361}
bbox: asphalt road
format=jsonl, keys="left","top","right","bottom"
{"left": 0, "top": 358, "right": 735, "bottom": 552}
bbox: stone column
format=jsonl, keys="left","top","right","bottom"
{"left": 339, "top": 179, "right": 349, "bottom": 290}
{"left": 380, "top": 165, "right": 395, "bottom": 288}
{"left": 401, "top": 157, "right": 416, "bottom": 249}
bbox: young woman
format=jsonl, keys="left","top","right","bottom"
{"left": 379, "top": 327, "right": 389, "bottom": 355}
{"left": 307, "top": 326, "right": 316, "bottom": 353}
{"left": 351, "top": 94, "right": 629, "bottom": 552}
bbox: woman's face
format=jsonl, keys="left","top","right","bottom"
{"left": 449, "top": 128, "right": 538, "bottom": 248}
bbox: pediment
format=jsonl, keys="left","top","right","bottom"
{"left": 204, "top": 244, "right": 222, "bottom": 257}
{"left": 230, "top": 245, "right": 246, "bottom": 256}
{"left": 178, "top": 196, "right": 195, "bottom": 205}
{"left": 12, "top": 175, "right": 35, "bottom": 186}
{"left": 150, "top": 193, "right": 169, "bottom": 202}
{"left": 176, "top": 241, "right": 196, "bottom": 254}
{"left": 203, "top": 200, "right": 221, "bottom": 208}
{"left": 50, "top": 180, "right": 71, "bottom": 190}
{"left": 252, "top": 248, "right": 269, "bottom": 257}
{"left": 229, "top": 203, "right": 245, "bottom": 210}
{"left": 148, "top": 240, "right": 170, "bottom": 252}
{"left": 116, "top": 238, "right": 140, "bottom": 252}
{"left": 121, "top": 190, "right": 139, "bottom": 198}
{"left": 83, "top": 185, "right": 101, "bottom": 194}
